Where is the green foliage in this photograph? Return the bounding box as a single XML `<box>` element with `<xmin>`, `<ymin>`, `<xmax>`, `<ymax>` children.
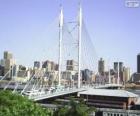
<box><xmin>53</xmin><ymin>98</ymin><xmax>95</xmax><ymax>116</ymax></box>
<box><xmin>0</xmin><ymin>90</ymin><xmax>53</xmax><ymax>116</ymax></box>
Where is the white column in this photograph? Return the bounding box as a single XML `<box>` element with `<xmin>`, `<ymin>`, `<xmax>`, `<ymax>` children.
<box><xmin>108</xmin><ymin>66</ymin><xmax>111</xmax><ymax>84</ymax></box>
<box><xmin>78</xmin><ymin>4</ymin><xmax>82</xmax><ymax>88</ymax></box>
<box><xmin>117</xmin><ymin>62</ymin><xmax>120</xmax><ymax>85</ymax></box>
<box><xmin>58</xmin><ymin>5</ymin><xmax>63</xmax><ymax>86</ymax></box>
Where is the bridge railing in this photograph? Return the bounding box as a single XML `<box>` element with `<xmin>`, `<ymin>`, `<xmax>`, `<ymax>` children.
<box><xmin>26</xmin><ymin>86</ymin><xmax>88</xmax><ymax>100</ymax></box>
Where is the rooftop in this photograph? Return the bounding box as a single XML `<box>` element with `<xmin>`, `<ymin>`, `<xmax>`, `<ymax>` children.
<box><xmin>95</xmin><ymin>84</ymin><xmax>122</xmax><ymax>89</ymax></box>
<box><xmin>79</xmin><ymin>88</ymin><xmax>139</xmax><ymax>98</ymax></box>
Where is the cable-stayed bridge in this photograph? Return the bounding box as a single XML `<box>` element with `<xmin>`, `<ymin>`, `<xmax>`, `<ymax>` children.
<box><xmin>0</xmin><ymin>4</ymin><xmax>122</xmax><ymax>101</ymax></box>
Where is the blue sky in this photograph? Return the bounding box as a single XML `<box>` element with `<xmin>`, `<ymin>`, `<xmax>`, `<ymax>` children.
<box><xmin>0</xmin><ymin>0</ymin><xmax>140</xmax><ymax>72</ymax></box>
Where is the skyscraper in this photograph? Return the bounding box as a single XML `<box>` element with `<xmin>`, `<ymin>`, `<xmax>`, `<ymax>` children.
<box><xmin>34</xmin><ymin>61</ymin><xmax>40</xmax><ymax>69</ymax></box>
<box><xmin>119</xmin><ymin>62</ymin><xmax>123</xmax><ymax>72</ymax></box>
<box><xmin>114</xmin><ymin>62</ymin><xmax>123</xmax><ymax>72</ymax></box>
<box><xmin>42</xmin><ymin>60</ymin><xmax>52</xmax><ymax>71</ymax></box>
<box><xmin>42</xmin><ymin>60</ymin><xmax>58</xmax><ymax>71</ymax></box>
<box><xmin>114</xmin><ymin>62</ymin><xmax>124</xmax><ymax>83</ymax></box>
<box><xmin>3</xmin><ymin>51</ymin><xmax>15</xmax><ymax>79</ymax></box>
<box><xmin>137</xmin><ymin>53</ymin><xmax>140</xmax><ymax>73</ymax></box>
<box><xmin>0</xmin><ymin>65</ymin><xmax>4</xmax><ymax>76</ymax></box>
<box><xmin>123</xmin><ymin>67</ymin><xmax>130</xmax><ymax>82</ymax></box>
<box><xmin>98</xmin><ymin>58</ymin><xmax>105</xmax><ymax>75</ymax></box>
<box><xmin>114</xmin><ymin>62</ymin><xmax>118</xmax><ymax>72</ymax></box>
<box><xmin>66</xmin><ymin>60</ymin><xmax>76</xmax><ymax>71</ymax></box>
<box><xmin>4</xmin><ymin>51</ymin><xmax>13</xmax><ymax>59</ymax></box>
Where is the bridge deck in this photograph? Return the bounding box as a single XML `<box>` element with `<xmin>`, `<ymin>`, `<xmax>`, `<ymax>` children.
<box><xmin>29</xmin><ymin>87</ymin><xmax>87</xmax><ymax>101</ymax></box>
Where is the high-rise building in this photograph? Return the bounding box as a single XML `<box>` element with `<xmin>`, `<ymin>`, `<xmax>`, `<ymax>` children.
<box><xmin>137</xmin><ymin>53</ymin><xmax>140</xmax><ymax>73</ymax></box>
<box><xmin>114</xmin><ymin>62</ymin><xmax>118</xmax><ymax>72</ymax></box>
<box><xmin>114</xmin><ymin>62</ymin><xmax>123</xmax><ymax>72</ymax></box>
<box><xmin>114</xmin><ymin>62</ymin><xmax>124</xmax><ymax>83</ymax></box>
<box><xmin>55</xmin><ymin>64</ymin><xmax>59</xmax><ymax>71</ymax></box>
<box><xmin>82</xmin><ymin>69</ymin><xmax>92</xmax><ymax>82</ymax></box>
<box><xmin>42</xmin><ymin>60</ymin><xmax>59</xmax><ymax>71</ymax></box>
<box><xmin>34</xmin><ymin>61</ymin><xmax>40</xmax><ymax>69</ymax></box>
<box><xmin>123</xmin><ymin>67</ymin><xmax>130</xmax><ymax>82</ymax></box>
<box><xmin>4</xmin><ymin>51</ymin><xmax>13</xmax><ymax>60</ymax></box>
<box><xmin>66</xmin><ymin>60</ymin><xmax>76</xmax><ymax>71</ymax></box>
<box><xmin>0</xmin><ymin>65</ymin><xmax>4</xmax><ymax>76</ymax></box>
<box><xmin>51</xmin><ymin>61</ymin><xmax>55</xmax><ymax>71</ymax></box>
<box><xmin>119</xmin><ymin>62</ymin><xmax>123</xmax><ymax>72</ymax></box>
<box><xmin>2</xmin><ymin>51</ymin><xmax>15</xmax><ymax>79</ymax></box>
<box><xmin>98</xmin><ymin>58</ymin><xmax>105</xmax><ymax>75</ymax></box>
<box><xmin>42</xmin><ymin>60</ymin><xmax>52</xmax><ymax>71</ymax></box>
<box><xmin>0</xmin><ymin>59</ymin><xmax>5</xmax><ymax>66</ymax></box>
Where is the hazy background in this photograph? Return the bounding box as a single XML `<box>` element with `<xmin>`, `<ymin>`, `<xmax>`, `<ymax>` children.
<box><xmin>0</xmin><ymin>0</ymin><xmax>140</xmax><ymax>73</ymax></box>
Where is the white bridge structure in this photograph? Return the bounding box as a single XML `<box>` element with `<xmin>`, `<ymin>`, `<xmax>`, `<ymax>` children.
<box><xmin>0</xmin><ymin>4</ymin><xmax>122</xmax><ymax>101</ymax></box>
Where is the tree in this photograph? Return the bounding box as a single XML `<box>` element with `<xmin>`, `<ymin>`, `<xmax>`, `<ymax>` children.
<box><xmin>53</xmin><ymin>98</ymin><xmax>95</xmax><ymax>116</ymax></box>
<box><xmin>0</xmin><ymin>90</ymin><xmax>53</xmax><ymax>116</ymax></box>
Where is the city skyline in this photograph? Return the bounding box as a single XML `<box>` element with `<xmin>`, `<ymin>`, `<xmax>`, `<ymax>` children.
<box><xmin>0</xmin><ymin>0</ymin><xmax>140</xmax><ymax>72</ymax></box>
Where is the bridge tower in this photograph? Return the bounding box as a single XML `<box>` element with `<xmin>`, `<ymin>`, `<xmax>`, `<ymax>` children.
<box><xmin>58</xmin><ymin>5</ymin><xmax>64</xmax><ymax>86</ymax></box>
<box><xmin>78</xmin><ymin>4</ymin><xmax>82</xmax><ymax>88</ymax></box>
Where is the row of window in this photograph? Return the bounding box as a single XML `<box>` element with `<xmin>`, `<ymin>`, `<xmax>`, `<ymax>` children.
<box><xmin>103</xmin><ymin>112</ymin><xmax>137</xmax><ymax>116</ymax></box>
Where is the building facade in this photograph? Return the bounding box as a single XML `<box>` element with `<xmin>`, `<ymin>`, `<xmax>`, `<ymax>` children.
<box><xmin>1</xmin><ymin>51</ymin><xmax>16</xmax><ymax>79</ymax></box>
<box><xmin>123</xmin><ymin>67</ymin><xmax>130</xmax><ymax>83</ymax></box>
<box><xmin>66</xmin><ymin>60</ymin><xmax>77</xmax><ymax>71</ymax></box>
<box><xmin>34</xmin><ymin>61</ymin><xmax>40</xmax><ymax>69</ymax></box>
<box><xmin>98</xmin><ymin>58</ymin><xmax>105</xmax><ymax>75</ymax></box>
<box><xmin>137</xmin><ymin>54</ymin><xmax>140</xmax><ymax>73</ymax></box>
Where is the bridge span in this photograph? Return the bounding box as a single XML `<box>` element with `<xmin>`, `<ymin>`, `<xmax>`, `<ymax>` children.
<box><xmin>27</xmin><ymin>84</ymin><xmax>123</xmax><ymax>101</ymax></box>
<box><xmin>28</xmin><ymin>87</ymin><xmax>87</xmax><ymax>101</ymax></box>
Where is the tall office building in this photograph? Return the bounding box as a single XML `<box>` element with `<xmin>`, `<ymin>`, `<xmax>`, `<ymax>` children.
<box><xmin>66</xmin><ymin>60</ymin><xmax>76</xmax><ymax>71</ymax></box>
<box><xmin>42</xmin><ymin>60</ymin><xmax>59</xmax><ymax>71</ymax></box>
<box><xmin>42</xmin><ymin>60</ymin><xmax>52</xmax><ymax>71</ymax></box>
<box><xmin>55</xmin><ymin>64</ymin><xmax>59</xmax><ymax>71</ymax></box>
<box><xmin>119</xmin><ymin>62</ymin><xmax>123</xmax><ymax>72</ymax></box>
<box><xmin>34</xmin><ymin>61</ymin><xmax>40</xmax><ymax>69</ymax></box>
<box><xmin>51</xmin><ymin>61</ymin><xmax>55</xmax><ymax>71</ymax></box>
<box><xmin>123</xmin><ymin>67</ymin><xmax>130</xmax><ymax>82</ymax></box>
<box><xmin>98</xmin><ymin>58</ymin><xmax>105</xmax><ymax>75</ymax></box>
<box><xmin>0</xmin><ymin>59</ymin><xmax>5</xmax><ymax>66</ymax></box>
<box><xmin>3</xmin><ymin>51</ymin><xmax>15</xmax><ymax>79</ymax></box>
<box><xmin>4</xmin><ymin>51</ymin><xmax>13</xmax><ymax>59</ymax></box>
<box><xmin>137</xmin><ymin>53</ymin><xmax>140</xmax><ymax>73</ymax></box>
<box><xmin>114</xmin><ymin>62</ymin><xmax>124</xmax><ymax>83</ymax></box>
<box><xmin>114</xmin><ymin>62</ymin><xmax>123</xmax><ymax>72</ymax></box>
<box><xmin>114</xmin><ymin>62</ymin><xmax>118</xmax><ymax>72</ymax></box>
<box><xmin>0</xmin><ymin>65</ymin><xmax>4</xmax><ymax>76</ymax></box>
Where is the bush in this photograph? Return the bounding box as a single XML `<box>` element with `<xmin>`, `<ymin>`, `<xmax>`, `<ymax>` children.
<box><xmin>0</xmin><ymin>90</ymin><xmax>53</xmax><ymax>116</ymax></box>
<box><xmin>53</xmin><ymin>98</ymin><xmax>96</xmax><ymax>116</ymax></box>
